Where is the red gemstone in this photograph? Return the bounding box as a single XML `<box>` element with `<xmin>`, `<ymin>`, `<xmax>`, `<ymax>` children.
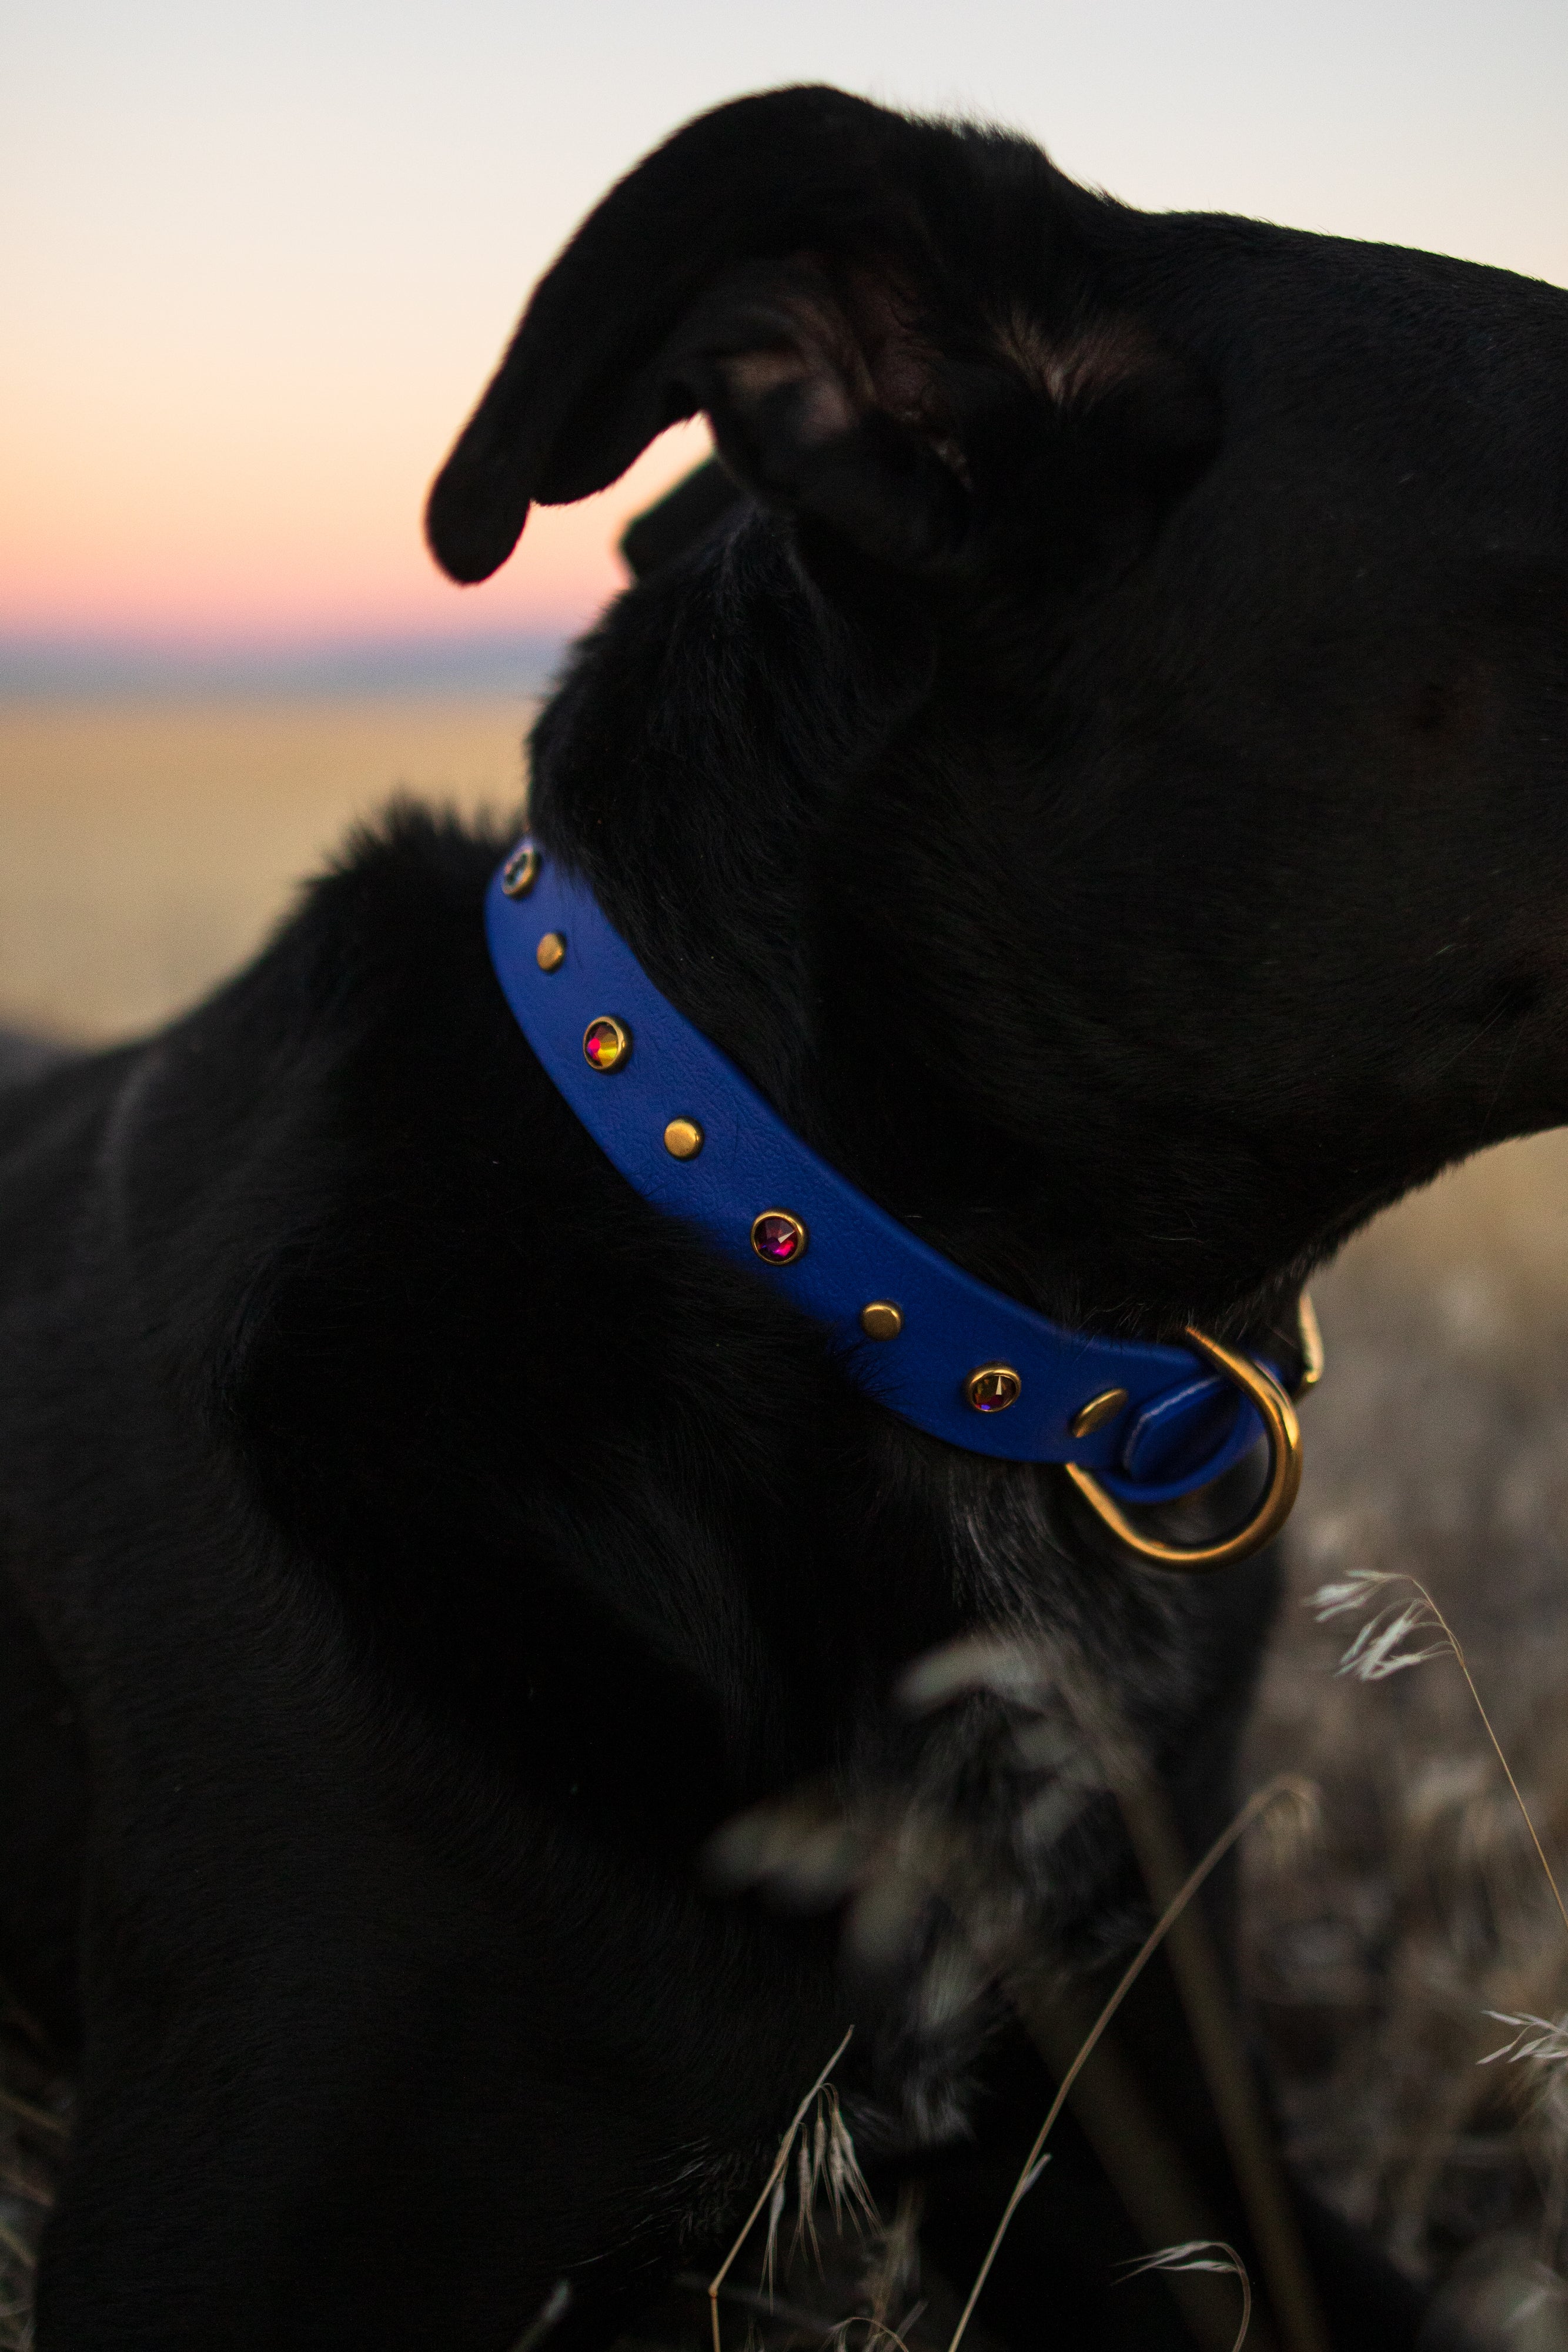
<box><xmin>583</xmin><ymin>1017</ymin><xmax>629</xmax><ymax>1071</ymax></box>
<box><xmin>967</xmin><ymin>1365</ymin><xmax>1021</xmax><ymax>1414</ymax></box>
<box><xmin>752</xmin><ymin>1212</ymin><xmax>806</xmax><ymax>1264</ymax></box>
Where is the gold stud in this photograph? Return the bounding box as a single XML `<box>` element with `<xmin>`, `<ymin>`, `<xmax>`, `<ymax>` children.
<box><xmin>583</xmin><ymin>1017</ymin><xmax>630</xmax><ymax>1072</ymax></box>
<box><xmin>860</xmin><ymin>1301</ymin><xmax>903</xmax><ymax>1341</ymax></box>
<box><xmin>1069</xmin><ymin>1387</ymin><xmax>1128</xmax><ymax>1439</ymax></box>
<box><xmin>751</xmin><ymin>1211</ymin><xmax>807</xmax><ymax>1265</ymax></box>
<box><xmin>500</xmin><ymin>843</ymin><xmax>539</xmax><ymax>898</ymax></box>
<box><xmin>663</xmin><ymin>1118</ymin><xmax>703</xmax><ymax>1160</ymax></box>
<box><xmin>536</xmin><ymin>931</ymin><xmax>566</xmax><ymax>971</ymax></box>
<box><xmin>965</xmin><ymin>1364</ymin><xmax>1021</xmax><ymax>1414</ymax></box>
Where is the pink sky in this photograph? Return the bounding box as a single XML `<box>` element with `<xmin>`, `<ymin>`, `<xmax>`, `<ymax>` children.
<box><xmin>0</xmin><ymin>412</ymin><xmax>713</xmax><ymax>649</ymax></box>
<box><xmin>4</xmin><ymin>0</ymin><xmax>1564</xmax><ymax>660</ymax></box>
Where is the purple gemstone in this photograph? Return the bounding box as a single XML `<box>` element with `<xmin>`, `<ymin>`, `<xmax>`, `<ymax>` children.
<box><xmin>753</xmin><ymin>1213</ymin><xmax>805</xmax><ymax>1264</ymax></box>
<box><xmin>968</xmin><ymin>1367</ymin><xmax>1021</xmax><ymax>1413</ymax></box>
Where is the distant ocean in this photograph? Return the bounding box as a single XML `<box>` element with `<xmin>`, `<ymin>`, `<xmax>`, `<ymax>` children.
<box><xmin>0</xmin><ymin>629</ymin><xmax>564</xmax><ymax>701</ymax></box>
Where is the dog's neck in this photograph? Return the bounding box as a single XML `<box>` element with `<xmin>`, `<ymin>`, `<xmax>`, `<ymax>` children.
<box><xmin>526</xmin><ymin>512</ymin><xmax>1316</xmax><ymax>1351</ymax></box>
<box><xmin>529</xmin><ymin>516</ymin><xmax>915</xmax><ymax>1125</ymax></box>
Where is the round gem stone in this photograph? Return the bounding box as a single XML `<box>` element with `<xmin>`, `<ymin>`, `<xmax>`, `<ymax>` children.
<box><xmin>751</xmin><ymin>1211</ymin><xmax>807</xmax><ymax>1265</ymax></box>
<box><xmin>966</xmin><ymin>1364</ymin><xmax>1021</xmax><ymax>1413</ymax></box>
<box><xmin>500</xmin><ymin>843</ymin><xmax>539</xmax><ymax>897</ymax></box>
<box><xmin>583</xmin><ymin>1017</ymin><xmax>630</xmax><ymax>1071</ymax></box>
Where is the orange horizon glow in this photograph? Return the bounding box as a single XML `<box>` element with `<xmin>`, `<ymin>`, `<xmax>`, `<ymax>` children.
<box><xmin>5</xmin><ymin>2</ymin><xmax>1565</xmax><ymax>664</ymax></box>
<box><xmin>0</xmin><ymin>422</ymin><xmax>713</xmax><ymax>647</ymax></box>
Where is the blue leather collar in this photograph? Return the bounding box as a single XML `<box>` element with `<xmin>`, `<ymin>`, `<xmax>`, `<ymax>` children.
<box><xmin>486</xmin><ymin>839</ymin><xmax>1280</xmax><ymax>1500</ymax></box>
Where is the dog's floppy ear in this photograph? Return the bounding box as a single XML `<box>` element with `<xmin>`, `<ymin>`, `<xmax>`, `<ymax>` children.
<box><xmin>426</xmin><ymin>86</ymin><xmax>969</xmax><ymax>583</ymax></box>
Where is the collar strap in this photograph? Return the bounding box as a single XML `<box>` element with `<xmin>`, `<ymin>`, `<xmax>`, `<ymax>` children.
<box><xmin>487</xmin><ymin>839</ymin><xmax>1300</xmax><ymax>1525</ymax></box>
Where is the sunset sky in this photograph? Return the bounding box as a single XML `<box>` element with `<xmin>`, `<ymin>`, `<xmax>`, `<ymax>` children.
<box><xmin>4</xmin><ymin>0</ymin><xmax>1567</xmax><ymax>679</ymax></box>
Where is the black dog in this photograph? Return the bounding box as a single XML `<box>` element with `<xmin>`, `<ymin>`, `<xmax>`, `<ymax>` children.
<box><xmin>5</xmin><ymin>81</ymin><xmax>1567</xmax><ymax>2351</ymax></box>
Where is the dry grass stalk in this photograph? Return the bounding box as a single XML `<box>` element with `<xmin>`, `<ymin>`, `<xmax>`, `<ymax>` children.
<box><xmin>1113</xmin><ymin>1772</ymin><xmax>1328</xmax><ymax>2352</ymax></box>
<box><xmin>785</xmin><ymin>2087</ymin><xmax>878</xmax><ymax>2280</ymax></box>
<box><xmin>1283</xmin><ymin>1553</ymin><xmax>1568</xmax><ymax>2304</ymax></box>
<box><xmin>707</xmin><ymin>2029</ymin><xmax>868</xmax><ymax>2352</ymax></box>
<box><xmin>0</xmin><ymin>2096</ymin><xmax>61</xmax><ymax>2144</ymax></box>
<box><xmin>1313</xmin><ymin>1569</ymin><xmax>1568</xmax><ymax>1942</ymax></box>
<box><xmin>508</xmin><ymin>2277</ymin><xmax>574</xmax><ymax>2352</ymax></box>
<box><xmin>1122</xmin><ymin>2241</ymin><xmax>1252</xmax><ymax>2352</ymax></box>
<box><xmin>1482</xmin><ymin>2015</ymin><xmax>1568</xmax><ymax>2074</ymax></box>
<box><xmin>945</xmin><ymin>1773</ymin><xmax>1315</xmax><ymax>2352</ymax></box>
<box><xmin>1</xmin><ymin>1989</ymin><xmax>71</xmax><ymax>2352</ymax></box>
<box><xmin>680</xmin><ymin>2184</ymin><xmax>928</xmax><ymax>2352</ymax></box>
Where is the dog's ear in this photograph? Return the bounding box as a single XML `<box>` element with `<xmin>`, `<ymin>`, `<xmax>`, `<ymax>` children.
<box><xmin>426</xmin><ymin>86</ymin><xmax>971</xmax><ymax>584</ymax></box>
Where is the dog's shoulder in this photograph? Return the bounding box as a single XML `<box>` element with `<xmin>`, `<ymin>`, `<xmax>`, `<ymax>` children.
<box><xmin>109</xmin><ymin>796</ymin><xmax>537</xmax><ymax>1325</ymax></box>
<box><xmin>0</xmin><ymin>803</ymin><xmax>533</xmax><ymax>1428</ymax></box>
<box><xmin>248</xmin><ymin>797</ymin><xmax>513</xmax><ymax>1044</ymax></box>
<box><xmin>136</xmin><ymin>799</ymin><xmax>517</xmax><ymax>1157</ymax></box>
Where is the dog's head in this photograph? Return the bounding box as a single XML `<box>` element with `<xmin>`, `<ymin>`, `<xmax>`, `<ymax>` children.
<box><xmin>429</xmin><ymin>86</ymin><xmax>1568</xmax><ymax>1337</ymax></box>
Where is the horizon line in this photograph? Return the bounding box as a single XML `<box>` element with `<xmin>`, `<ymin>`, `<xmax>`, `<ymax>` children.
<box><xmin>0</xmin><ymin>627</ymin><xmax>571</xmax><ymax>701</ymax></box>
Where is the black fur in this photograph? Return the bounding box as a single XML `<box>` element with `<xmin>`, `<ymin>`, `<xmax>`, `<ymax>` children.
<box><xmin>618</xmin><ymin>455</ymin><xmax>741</xmax><ymax>579</ymax></box>
<box><xmin>5</xmin><ymin>82</ymin><xmax>1567</xmax><ymax>2349</ymax></box>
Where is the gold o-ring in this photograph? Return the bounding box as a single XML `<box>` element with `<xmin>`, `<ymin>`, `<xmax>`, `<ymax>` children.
<box><xmin>1065</xmin><ymin>1327</ymin><xmax>1302</xmax><ymax>1574</ymax></box>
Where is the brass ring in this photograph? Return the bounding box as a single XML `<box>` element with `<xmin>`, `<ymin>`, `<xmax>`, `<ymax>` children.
<box><xmin>1295</xmin><ymin>1288</ymin><xmax>1324</xmax><ymax>1394</ymax></box>
<box><xmin>1064</xmin><ymin>1327</ymin><xmax>1303</xmax><ymax>1574</ymax></box>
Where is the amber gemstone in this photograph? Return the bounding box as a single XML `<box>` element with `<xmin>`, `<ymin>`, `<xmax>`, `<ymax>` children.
<box><xmin>583</xmin><ymin>1017</ymin><xmax>630</xmax><ymax>1071</ymax></box>
<box><xmin>751</xmin><ymin>1211</ymin><xmax>807</xmax><ymax>1265</ymax></box>
<box><xmin>966</xmin><ymin>1365</ymin><xmax>1021</xmax><ymax>1414</ymax></box>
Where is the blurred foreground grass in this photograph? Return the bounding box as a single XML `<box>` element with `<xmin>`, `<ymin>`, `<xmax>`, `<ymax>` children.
<box><xmin>1247</xmin><ymin>1128</ymin><xmax>1568</xmax><ymax>2328</ymax></box>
